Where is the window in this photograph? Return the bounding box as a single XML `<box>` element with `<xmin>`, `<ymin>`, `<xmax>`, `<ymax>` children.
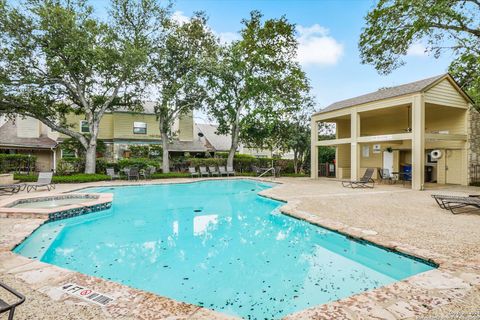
<box><xmin>133</xmin><ymin>122</ymin><xmax>147</xmax><ymax>134</ymax></box>
<box><xmin>80</xmin><ymin>120</ymin><xmax>89</xmax><ymax>133</ymax></box>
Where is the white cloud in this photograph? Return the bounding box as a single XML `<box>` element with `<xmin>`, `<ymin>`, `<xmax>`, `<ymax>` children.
<box><xmin>296</xmin><ymin>24</ymin><xmax>343</xmax><ymax>66</ymax></box>
<box><xmin>171</xmin><ymin>10</ymin><xmax>189</xmax><ymax>24</ymax></box>
<box><xmin>407</xmin><ymin>43</ymin><xmax>428</xmax><ymax>56</ymax></box>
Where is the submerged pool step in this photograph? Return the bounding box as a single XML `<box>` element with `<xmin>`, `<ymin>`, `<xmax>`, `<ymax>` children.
<box><xmin>13</xmin><ymin>223</ymin><xmax>65</xmax><ymax>260</ymax></box>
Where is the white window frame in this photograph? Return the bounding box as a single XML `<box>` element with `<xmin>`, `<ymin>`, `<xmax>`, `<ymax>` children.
<box><xmin>80</xmin><ymin>120</ymin><xmax>90</xmax><ymax>133</ymax></box>
<box><xmin>133</xmin><ymin>121</ymin><xmax>147</xmax><ymax>134</ymax></box>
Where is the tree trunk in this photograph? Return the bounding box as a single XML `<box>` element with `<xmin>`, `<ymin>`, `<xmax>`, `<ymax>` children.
<box><xmin>293</xmin><ymin>151</ymin><xmax>299</xmax><ymax>174</ymax></box>
<box><xmin>84</xmin><ymin>142</ymin><xmax>97</xmax><ymax>174</ymax></box>
<box><xmin>227</xmin><ymin>120</ymin><xmax>240</xmax><ymax>169</ymax></box>
<box><xmin>84</xmin><ymin>121</ymin><xmax>99</xmax><ymax>174</ymax></box>
<box><xmin>162</xmin><ymin>132</ymin><xmax>169</xmax><ymax>173</ymax></box>
<box><xmin>159</xmin><ymin>120</ymin><xmax>170</xmax><ymax>173</ymax></box>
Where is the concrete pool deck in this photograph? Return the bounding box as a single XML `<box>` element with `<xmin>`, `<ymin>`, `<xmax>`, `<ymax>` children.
<box><xmin>0</xmin><ymin>177</ymin><xmax>479</xmax><ymax>319</ymax></box>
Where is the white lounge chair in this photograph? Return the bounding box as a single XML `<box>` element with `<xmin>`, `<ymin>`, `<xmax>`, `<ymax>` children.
<box><xmin>26</xmin><ymin>172</ymin><xmax>55</xmax><ymax>192</ymax></box>
<box><xmin>189</xmin><ymin>167</ymin><xmax>199</xmax><ymax>178</ymax></box>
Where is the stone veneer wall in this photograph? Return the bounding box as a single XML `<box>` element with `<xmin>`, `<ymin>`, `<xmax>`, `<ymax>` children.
<box><xmin>468</xmin><ymin>106</ymin><xmax>480</xmax><ymax>184</ymax></box>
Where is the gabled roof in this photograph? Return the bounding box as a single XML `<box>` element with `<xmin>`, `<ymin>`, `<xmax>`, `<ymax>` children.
<box><xmin>0</xmin><ymin>121</ymin><xmax>57</xmax><ymax>149</ymax></box>
<box><xmin>195</xmin><ymin>123</ymin><xmax>232</xmax><ymax>152</ymax></box>
<box><xmin>314</xmin><ymin>73</ymin><xmax>471</xmax><ymax>115</ymax></box>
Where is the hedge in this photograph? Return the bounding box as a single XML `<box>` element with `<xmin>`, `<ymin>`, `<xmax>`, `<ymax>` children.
<box><xmin>117</xmin><ymin>158</ymin><xmax>160</xmax><ymax>170</ymax></box>
<box><xmin>14</xmin><ymin>173</ymin><xmax>110</xmax><ymax>183</ymax></box>
<box><xmin>14</xmin><ymin>172</ymin><xmax>189</xmax><ymax>183</ymax></box>
<box><xmin>184</xmin><ymin>155</ymin><xmax>296</xmax><ymax>174</ymax></box>
<box><xmin>0</xmin><ymin>154</ymin><xmax>37</xmax><ymax>173</ymax></box>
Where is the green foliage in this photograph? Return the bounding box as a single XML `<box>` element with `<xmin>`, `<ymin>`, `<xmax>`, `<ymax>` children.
<box><xmin>117</xmin><ymin>158</ymin><xmax>160</xmax><ymax>170</ymax></box>
<box><xmin>14</xmin><ymin>173</ymin><xmax>110</xmax><ymax>183</ymax></box>
<box><xmin>186</xmin><ymin>158</ymin><xmax>226</xmax><ymax>167</ymax></box>
<box><xmin>151</xmin><ymin>12</ymin><xmax>218</xmax><ymax>172</ymax></box>
<box><xmin>449</xmin><ymin>52</ymin><xmax>480</xmax><ymax>108</ymax></box>
<box><xmin>0</xmin><ymin>0</ymin><xmax>169</xmax><ymax>173</ymax></box>
<box><xmin>128</xmin><ymin>145</ymin><xmax>163</xmax><ymax>159</ymax></box>
<box><xmin>206</xmin><ymin>11</ymin><xmax>310</xmax><ymax>166</ymax></box>
<box><xmin>15</xmin><ymin>172</ymin><xmax>190</xmax><ymax>182</ymax></box>
<box><xmin>359</xmin><ymin>0</ymin><xmax>480</xmax><ymax>106</ymax></box>
<box><xmin>0</xmin><ymin>154</ymin><xmax>37</xmax><ymax>173</ymax></box>
<box><xmin>60</xmin><ymin>138</ymin><xmax>107</xmax><ymax>157</ymax></box>
<box><xmin>318</xmin><ymin>147</ymin><xmax>336</xmax><ymax>163</ymax></box>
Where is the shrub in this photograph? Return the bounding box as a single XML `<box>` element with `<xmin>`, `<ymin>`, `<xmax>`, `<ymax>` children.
<box><xmin>128</xmin><ymin>144</ymin><xmax>162</xmax><ymax>159</ymax></box>
<box><xmin>117</xmin><ymin>158</ymin><xmax>160</xmax><ymax>170</ymax></box>
<box><xmin>0</xmin><ymin>154</ymin><xmax>37</xmax><ymax>173</ymax></box>
<box><xmin>186</xmin><ymin>158</ymin><xmax>226</xmax><ymax>167</ymax></box>
<box><xmin>61</xmin><ymin>157</ymin><xmax>85</xmax><ymax>173</ymax></box>
<box><xmin>14</xmin><ymin>173</ymin><xmax>110</xmax><ymax>183</ymax></box>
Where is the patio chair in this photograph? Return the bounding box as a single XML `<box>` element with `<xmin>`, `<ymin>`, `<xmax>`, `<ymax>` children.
<box><xmin>209</xmin><ymin>166</ymin><xmax>220</xmax><ymax>177</ymax></box>
<box><xmin>127</xmin><ymin>167</ymin><xmax>140</xmax><ymax>180</ymax></box>
<box><xmin>189</xmin><ymin>167</ymin><xmax>199</xmax><ymax>178</ymax></box>
<box><xmin>226</xmin><ymin>166</ymin><xmax>236</xmax><ymax>176</ymax></box>
<box><xmin>378</xmin><ymin>168</ymin><xmax>394</xmax><ymax>184</ymax></box>
<box><xmin>431</xmin><ymin>194</ymin><xmax>480</xmax><ymax>210</ymax></box>
<box><xmin>0</xmin><ymin>281</ymin><xmax>25</xmax><ymax>320</ymax></box>
<box><xmin>218</xmin><ymin>166</ymin><xmax>229</xmax><ymax>176</ymax></box>
<box><xmin>0</xmin><ymin>184</ymin><xmax>25</xmax><ymax>196</ymax></box>
<box><xmin>432</xmin><ymin>195</ymin><xmax>480</xmax><ymax>214</ymax></box>
<box><xmin>106</xmin><ymin>168</ymin><xmax>120</xmax><ymax>180</ymax></box>
<box><xmin>26</xmin><ymin>172</ymin><xmax>55</xmax><ymax>192</ymax></box>
<box><xmin>341</xmin><ymin>168</ymin><xmax>375</xmax><ymax>188</ymax></box>
<box><xmin>274</xmin><ymin>166</ymin><xmax>281</xmax><ymax>178</ymax></box>
<box><xmin>199</xmin><ymin>166</ymin><xmax>210</xmax><ymax>177</ymax></box>
<box><xmin>140</xmin><ymin>166</ymin><xmax>156</xmax><ymax>180</ymax></box>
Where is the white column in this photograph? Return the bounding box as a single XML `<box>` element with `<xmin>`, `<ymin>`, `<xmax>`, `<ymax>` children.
<box><xmin>350</xmin><ymin>110</ymin><xmax>360</xmax><ymax>180</ymax></box>
<box><xmin>52</xmin><ymin>149</ymin><xmax>57</xmax><ymax>173</ymax></box>
<box><xmin>311</xmin><ymin>119</ymin><xmax>318</xmax><ymax>179</ymax></box>
<box><xmin>412</xmin><ymin>95</ymin><xmax>425</xmax><ymax>190</ymax></box>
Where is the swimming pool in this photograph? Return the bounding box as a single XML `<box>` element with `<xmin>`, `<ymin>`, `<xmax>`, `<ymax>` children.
<box><xmin>14</xmin><ymin>180</ymin><xmax>434</xmax><ymax>319</ymax></box>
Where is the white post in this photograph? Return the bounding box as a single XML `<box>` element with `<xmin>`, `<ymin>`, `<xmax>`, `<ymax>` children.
<box><xmin>52</xmin><ymin>148</ymin><xmax>57</xmax><ymax>173</ymax></box>
<box><xmin>311</xmin><ymin>119</ymin><xmax>319</xmax><ymax>179</ymax></box>
<box><xmin>412</xmin><ymin>94</ymin><xmax>425</xmax><ymax>190</ymax></box>
<box><xmin>350</xmin><ymin>110</ymin><xmax>360</xmax><ymax>180</ymax></box>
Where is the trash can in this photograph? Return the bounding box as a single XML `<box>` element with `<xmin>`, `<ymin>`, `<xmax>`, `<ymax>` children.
<box><xmin>401</xmin><ymin>164</ymin><xmax>412</xmax><ymax>181</ymax></box>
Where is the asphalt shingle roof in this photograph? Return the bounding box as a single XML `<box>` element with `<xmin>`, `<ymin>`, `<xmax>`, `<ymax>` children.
<box><xmin>315</xmin><ymin>74</ymin><xmax>447</xmax><ymax>115</ymax></box>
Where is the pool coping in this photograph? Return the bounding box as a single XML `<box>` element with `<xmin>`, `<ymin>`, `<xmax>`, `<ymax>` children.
<box><xmin>1</xmin><ymin>177</ymin><xmax>479</xmax><ymax>319</ymax></box>
<box><xmin>0</xmin><ymin>193</ymin><xmax>113</xmax><ymax>221</ymax></box>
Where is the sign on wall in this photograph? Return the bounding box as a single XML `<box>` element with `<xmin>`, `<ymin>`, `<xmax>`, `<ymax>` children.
<box><xmin>362</xmin><ymin>145</ymin><xmax>370</xmax><ymax>157</ymax></box>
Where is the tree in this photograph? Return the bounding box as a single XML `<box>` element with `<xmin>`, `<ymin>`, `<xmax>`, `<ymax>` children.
<box><xmin>359</xmin><ymin>0</ymin><xmax>480</xmax><ymax>106</ymax></box>
<box><xmin>0</xmin><ymin>0</ymin><xmax>168</xmax><ymax>173</ymax></box>
<box><xmin>242</xmin><ymin>95</ymin><xmax>314</xmax><ymax>173</ymax></box>
<box><xmin>206</xmin><ymin>11</ymin><xmax>309</xmax><ymax>169</ymax></box>
<box><xmin>151</xmin><ymin>13</ymin><xmax>217</xmax><ymax>173</ymax></box>
<box><xmin>283</xmin><ymin>100</ymin><xmax>315</xmax><ymax>174</ymax></box>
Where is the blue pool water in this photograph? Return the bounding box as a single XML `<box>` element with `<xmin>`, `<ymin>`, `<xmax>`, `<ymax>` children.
<box><xmin>14</xmin><ymin>180</ymin><xmax>434</xmax><ymax>319</ymax></box>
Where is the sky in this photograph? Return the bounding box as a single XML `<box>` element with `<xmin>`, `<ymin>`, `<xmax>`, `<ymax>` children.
<box><xmin>91</xmin><ymin>0</ymin><xmax>454</xmax><ymax>118</ymax></box>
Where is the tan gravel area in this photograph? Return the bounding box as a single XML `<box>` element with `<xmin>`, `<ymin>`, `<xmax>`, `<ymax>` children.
<box><xmin>264</xmin><ymin>178</ymin><xmax>480</xmax><ymax>261</ymax></box>
<box><xmin>1</xmin><ymin>177</ymin><xmax>480</xmax><ymax>319</ymax></box>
